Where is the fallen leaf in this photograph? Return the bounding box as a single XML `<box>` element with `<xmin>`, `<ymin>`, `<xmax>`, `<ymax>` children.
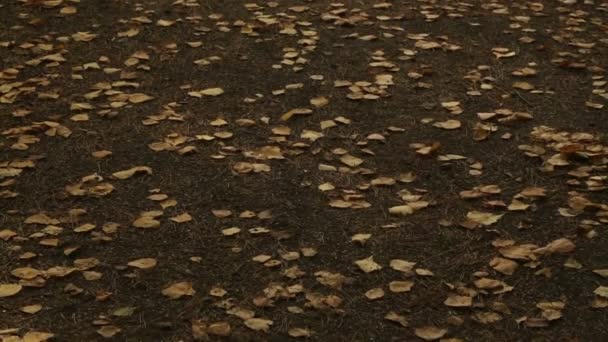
<box><xmin>340</xmin><ymin>154</ymin><xmax>364</xmax><ymax>167</ymax></box>
<box><xmin>414</xmin><ymin>326</ymin><xmax>448</xmax><ymax>341</ymax></box>
<box><xmin>127</xmin><ymin>258</ymin><xmax>157</xmax><ymax>269</ymax></box>
<box><xmin>433</xmin><ymin>120</ymin><xmax>461</xmax><ymax>130</ymax></box>
<box><xmin>594</xmin><ymin>286</ymin><xmax>608</xmax><ymax>298</ymax></box>
<box><xmin>20</xmin><ymin>304</ymin><xmax>42</xmax><ymax>314</ymax></box>
<box><xmin>162</xmin><ymin>282</ymin><xmax>195</xmax><ymax>299</ymax></box>
<box><xmin>355</xmin><ymin>256</ymin><xmax>382</xmax><ymax>273</ymax></box>
<box><xmin>365</xmin><ymin>288</ymin><xmax>385</xmax><ymax>300</ymax></box>
<box><xmin>170</xmin><ymin>212</ymin><xmax>192</xmax><ymax>223</ymax></box>
<box><xmin>0</xmin><ymin>284</ymin><xmax>22</xmax><ymax>297</ymax></box>
<box><xmin>389</xmin><ymin>280</ymin><xmax>414</xmax><ymax>293</ymax></box>
<box><xmin>288</xmin><ymin>327</ymin><xmax>312</xmax><ymax>337</ymax></box>
<box><xmin>385</xmin><ymin>311</ymin><xmax>408</xmax><ymax>327</ymax></box>
<box><xmin>444</xmin><ymin>295</ymin><xmax>473</xmax><ymax>307</ymax></box>
<box><xmin>23</xmin><ymin>332</ymin><xmax>55</xmax><ymax>342</ymax></box>
<box><xmin>97</xmin><ymin>325</ymin><xmax>121</xmax><ymax>338</ymax></box>
<box><xmin>222</xmin><ymin>227</ymin><xmax>241</xmax><ymax>236</ymax></box>
<box><xmin>389</xmin><ymin>205</ymin><xmax>413</xmax><ymax>216</ymax></box>
<box><xmin>112</xmin><ymin>166</ymin><xmax>152</xmax><ymax>179</ymax></box>
<box><xmin>244</xmin><ymin>318</ymin><xmax>273</xmax><ymax>332</ymax></box>
<box><xmin>132</xmin><ymin>216</ymin><xmax>160</xmax><ymax>229</ymax></box>
<box><xmin>466</xmin><ymin>211</ymin><xmax>503</xmax><ymax>226</ymax></box>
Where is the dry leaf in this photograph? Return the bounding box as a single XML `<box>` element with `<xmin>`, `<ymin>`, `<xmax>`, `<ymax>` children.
<box><xmin>132</xmin><ymin>216</ymin><xmax>160</xmax><ymax>229</ymax></box>
<box><xmin>414</xmin><ymin>326</ymin><xmax>448</xmax><ymax>341</ymax></box>
<box><xmin>433</xmin><ymin>120</ymin><xmax>461</xmax><ymax>130</ymax></box>
<box><xmin>244</xmin><ymin>318</ymin><xmax>273</xmax><ymax>332</ymax></box>
<box><xmin>23</xmin><ymin>332</ymin><xmax>55</xmax><ymax>342</ymax></box>
<box><xmin>162</xmin><ymin>282</ymin><xmax>195</xmax><ymax>299</ymax></box>
<box><xmin>355</xmin><ymin>256</ymin><xmax>382</xmax><ymax>273</ymax></box>
<box><xmin>20</xmin><ymin>304</ymin><xmax>42</xmax><ymax>314</ymax></box>
<box><xmin>365</xmin><ymin>288</ymin><xmax>385</xmax><ymax>300</ymax></box>
<box><xmin>389</xmin><ymin>280</ymin><xmax>414</xmax><ymax>293</ymax></box>
<box><xmin>112</xmin><ymin>166</ymin><xmax>152</xmax><ymax>179</ymax></box>
<box><xmin>222</xmin><ymin>227</ymin><xmax>241</xmax><ymax>236</ymax></box>
<box><xmin>385</xmin><ymin>311</ymin><xmax>408</xmax><ymax>327</ymax></box>
<box><xmin>444</xmin><ymin>295</ymin><xmax>473</xmax><ymax>307</ymax></box>
<box><xmin>0</xmin><ymin>283</ymin><xmax>22</xmax><ymax>298</ymax></box>
<box><xmin>288</xmin><ymin>327</ymin><xmax>312</xmax><ymax>337</ymax></box>
<box><xmin>127</xmin><ymin>258</ymin><xmax>157</xmax><ymax>269</ymax></box>
<box><xmin>170</xmin><ymin>213</ymin><xmax>192</xmax><ymax>223</ymax></box>
<box><xmin>466</xmin><ymin>211</ymin><xmax>503</xmax><ymax>226</ymax></box>
<box><xmin>389</xmin><ymin>205</ymin><xmax>413</xmax><ymax>216</ymax></box>
<box><xmin>340</xmin><ymin>154</ymin><xmax>364</xmax><ymax>167</ymax></box>
<box><xmin>97</xmin><ymin>325</ymin><xmax>121</xmax><ymax>338</ymax></box>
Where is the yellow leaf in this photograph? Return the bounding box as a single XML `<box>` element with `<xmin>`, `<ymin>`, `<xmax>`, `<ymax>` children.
<box><xmin>244</xmin><ymin>318</ymin><xmax>273</xmax><ymax>332</ymax></box>
<box><xmin>112</xmin><ymin>166</ymin><xmax>152</xmax><ymax>179</ymax></box>
<box><xmin>433</xmin><ymin>119</ymin><xmax>461</xmax><ymax>130</ymax></box>
<box><xmin>208</xmin><ymin>322</ymin><xmax>231</xmax><ymax>336</ymax></box>
<box><xmin>132</xmin><ymin>216</ymin><xmax>160</xmax><ymax>229</ymax></box>
<box><xmin>385</xmin><ymin>311</ymin><xmax>408</xmax><ymax>327</ymax></box>
<box><xmin>444</xmin><ymin>294</ymin><xmax>472</xmax><ymax>307</ymax></box>
<box><xmin>128</xmin><ymin>93</ymin><xmax>154</xmax><ymax>104</ymax></box>
<box><xmin>162</xmin><ymin>282</ymin><xmax>195</xmax><ymax>299</ymax></box>
<box><xmin>390</xmin><ymin>259</ymin><xmax>416</xmax><ymax>273</ymax></box>
<box><xmin>97</xmin><ymin>325</ymin><xmax>121</xmax><ymax>338</ymax></box>
<box><xmin>354</xmin><ymin>256</ymin><xmax>382</xmax><ymax>273</ymax></box>
<box><xmin>23</xmin><ymin>332</ymin><xmax>54</xmax><ymax>342</ymax></box>
<box><xmin>388</xmin><ymin>205</ymin><xmax>413</xmax><ymax>216</ymax></box>
<box><xmin>466</xmin><ymin>211</ymin><xmax>503</xmax><ymax>226</ymax></box>
<box><xmin>388</xmin><ymin>280</ymin><xmax>414</xmax><ymax>293</ymax></box>
<box><xmin>11</xmin><ymin>267</ymin><xmax>44</xmax><ymax>280</ymax></box>
<box><xmin>288</xmin><ymin>327</ymin><xmax>312</xmax><ymax>337</ymax></box>
<box><xmin>414</xmin><ymin>326</ymin><xmax>448</xmax><ymax>341</ymax></box>
<box><xmin>20</xmin><ymin>304</ymin><xmax>42</xmax><ymax>314</ymax></box>
<box><xmin>340</xmin><ymin>154</ymin><xmax>363</xmax><ymax>167</ymax></box>
<box><xmin>365</xmin><ymin>288</ymin><xmax>385</xmax><ymax>300</ymax></box>
<box><xmin>170</xmin><ymin>213</ymin><xmax>192</xmax><ymax>223</ymax></box>
<box><xmin>594</xmin><ymin>286</ymin><xmax>608</xmax><ymax>298</ymax></box>
<box><xmin>200</xmin><ymin>88</ymin><xmax>224</xmax><ymax>96</ymax></box>
<box><xmin>127</xmin><ymin>258</ymin><xmax>157</xmax><ymax>269</ymax></box>
<box><xmin>0</xmin><ymin>283</ymin><xmax>22</xmax><ymax>297</ymax></box>
<box><xmin>222</xmin><ymin>227</ymin><xmax>241</xmax><ymax>236</ymax></box>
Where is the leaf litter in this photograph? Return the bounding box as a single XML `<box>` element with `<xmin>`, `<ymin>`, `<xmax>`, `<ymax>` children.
<box><xmin>0</xmin><ymin>0</ymin><xmax>607</xmax><ymax>340</ymax></box>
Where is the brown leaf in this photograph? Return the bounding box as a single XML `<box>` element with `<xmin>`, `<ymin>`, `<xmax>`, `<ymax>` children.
<box><xmin>355</xmin><ymin>256</ymin><xmax>382</xmax><ymax>273</ymax></box>
<box><xmin>97</xmin><ymin>325</ymin><xmax>121</xmax><ymax>338</ymax></box>
<box><xmin>414</xmin><ymin>326</ymin><xmax>448</xmax><ymax>341</ymax></box>
<box><xmin>23</xmin><ymin>332</ymin><xmax>55</xmax><ymax>342</ymax></box>
<box><xmin>0</xmin><ymin>283</ymin><xmax>22</xmax><ymax>298</ymax></box>
<box><xmin>127</xmin><ymin>258</ymin><xmax>157</xmax><ymax>269</ymax></box>
<box><xmin>288</xmin><ymin>327</ymin><xmax>312</xmax><ymax>337</ymax></box>
<box><xmin>365</xmin><ymin>288</ymin><xmax>385</xmax><ymax>300</ymax></box>
<box><xmin>112</xmin><ymin>166</ymin><xmax>152</xmax><ymax>179</ymax></box>
<box><xmin>244</xmin><ymin>318</ymin><xmax>273</xmax><ymax>332</ymax></box>
<box><xmin>444</xmin><ymin>294</ymin><xmax>473</xmax><ymax>307</ymax></box>
<box><xmin>162</xmin><ymin>282</ymin><xmax>195</xmax><ymax>299</ymax></box>
<box><xmin>385</xmin><ymin>311</ymin><xmax>408</xmax><ymax>327</ymax></box>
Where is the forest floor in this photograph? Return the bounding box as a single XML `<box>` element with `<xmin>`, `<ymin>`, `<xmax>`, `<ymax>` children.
<box><xmin>1</xmin><ymin>0</ymin><xmax>608</xmax><ymax>341</ymax></box>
